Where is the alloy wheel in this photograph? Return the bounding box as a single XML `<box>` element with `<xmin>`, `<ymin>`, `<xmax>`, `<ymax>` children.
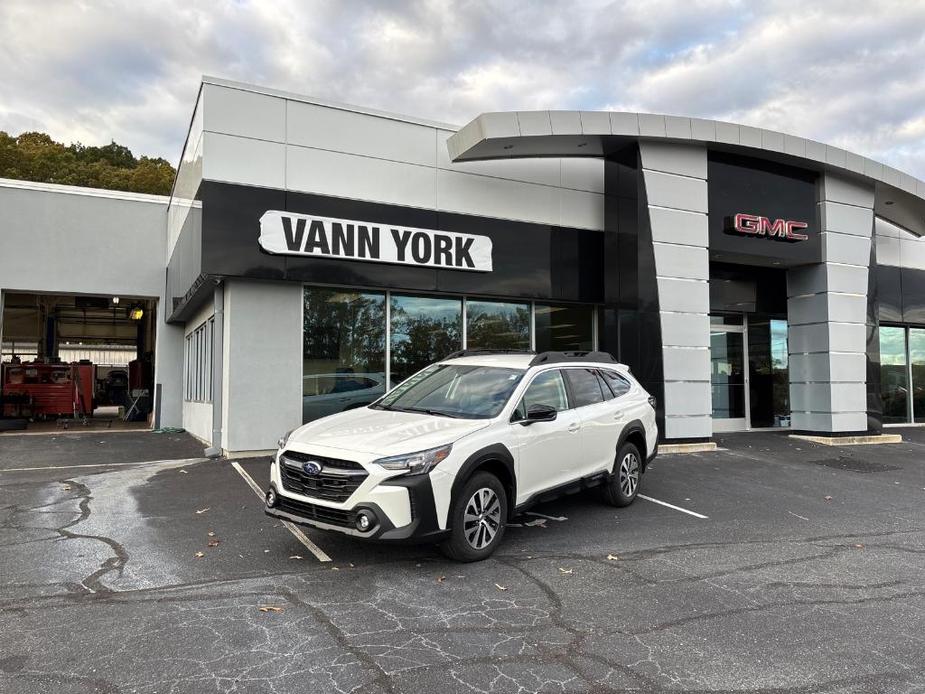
<box><xmin>463</xmin><ymin>487</ymin><xmax>502</xmax><ymax>550</ymax></box>
<box><xmin>619</xmin><ymin>452</ymin><xmax>640</xmax><ymax>497</ymax></box>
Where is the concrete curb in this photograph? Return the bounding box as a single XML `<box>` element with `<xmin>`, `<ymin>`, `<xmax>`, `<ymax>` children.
<box><xmin>789</xmin><ymin>433</ymin><xmax>903</xmax><ymax>446</ymax></box>
<box><xmin>659</xmin><ymin>442</ymin><xmax>718</xmax><ymax>454</ymax></box>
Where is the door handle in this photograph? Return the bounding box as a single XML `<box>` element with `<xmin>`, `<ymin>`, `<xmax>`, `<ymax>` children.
<box><xmin>567</xmin><ymin>422</ymin><xmax>581</xmax><ymax>433</ymax></box>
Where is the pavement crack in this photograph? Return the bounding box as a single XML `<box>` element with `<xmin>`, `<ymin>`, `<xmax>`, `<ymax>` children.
<box><xmin>54</xmin><ymin>479</ymin><xmax>130</xmax><ymax>594</ymax></box>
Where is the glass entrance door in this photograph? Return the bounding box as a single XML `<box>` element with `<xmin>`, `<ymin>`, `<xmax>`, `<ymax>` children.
<box><xmin>711</xmin><ymin>315</ymin><xmax>748</xmax><ymax>432</ymax></box>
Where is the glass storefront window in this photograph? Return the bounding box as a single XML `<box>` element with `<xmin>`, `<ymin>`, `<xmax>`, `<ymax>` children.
<box><xmin>302</xmin><ymin>288</ymin><xmax>386</xmax><ymax>423</ymax></box>
<box><xmin>466</xmin><ymin>300</ymin><xmax>530</xmax><ymax>351</ymax></box>
<box><xmin>390</xmin><ymin>295</ymin><xmax>462</xmax><ymax>384</ymax></box>
<box><xmin>534</xmin><ymin>304</ymin><xmax>593</xmax><ymax>352</ymax></box>
<box><xmin>711</xmin><ymin>329</ymin><xmax>746</xmax><ymax>420</ymax></box>
<box><xmin>879</xmin><ymin>326</ymin><xmax>908</xmax><ymax>424</ymax></box>
<box><xmin>910</xmin><ymin>329</ymin><xmax>925</xmax><ymax>423</ymax></box>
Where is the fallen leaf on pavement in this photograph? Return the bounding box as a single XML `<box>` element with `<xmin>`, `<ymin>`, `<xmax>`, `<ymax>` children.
<box><xmin>207</xmin><ymin>531</ymin><xmax>215</xmax><ymax>537</ymax></box>
<box><xmin>263</xmin><ymin>549</ymin><xmax>270</xmax><ymax>553</ymax></box>
<box><xmin>180</xmin><ymin>469</ymin><xmax>188</xmax><ymax>474</ymax></box>
<box><xmin>331</xmin><ymin>566</ymin><xmax>340</xmax><ymax>571</ymax></box>
<box><xmin>495</xmin><ymin>584</ymin><xmax>508</xmax><ymax>591</ymax></box>
<box><xmin>607</xmin><ymin>554</ymin><xmax>619</xmax><ymax>561</ymax></box>
<box><xmin>194</xmin><ymin>551</ymin><xmax>205</xmax><ymax>558</ymax></box>
<box><xmin>195</xmin><ymin>507</ymin><xmax>210</xmax><ymax>514</ymax></box>
<box><xmin>823</xmin><ymin>496</ymin><xmax>833</xmax><ymax>502</ymax></box>
<box><xmin>559</xmin><ymin>567</ymin><xmax>573</xmax><ymax>574</ymax></box>
<box><xmin>207</xmin><ymin>539</ymin><xmax>220</xmax><ymax>547</ymax></box>
<box><xmin>289</xmin><ymin>555</ymin><xmax>303</xmax><ymax>560</ymax></box>
<box><xmin>854</xmin><ymin>544</ymin><xmax>865</xmax><ymax>549</ymax></box>
<box><xmin>436</xmin><ymin>575</ymin><xmax>446</xmax><ymax>583</ymax></box>
<box><xmin>62</xmin><ymin>485</ymin><xmax>72</xmax><ymax>491</ymax></box>
<box><xmin>257</xmin><ymin>605</ymin><xmax>283</xmax><ymax>613</ymax></box>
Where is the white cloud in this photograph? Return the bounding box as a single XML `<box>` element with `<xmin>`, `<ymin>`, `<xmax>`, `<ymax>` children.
<box><xmin>0</xmin><ymin>0</ymin><xmax>922</xmax><ymax>179</ymax></box>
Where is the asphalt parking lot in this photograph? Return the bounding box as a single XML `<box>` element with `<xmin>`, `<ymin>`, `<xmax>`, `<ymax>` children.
<box><xmin>1</xmin><ymin>429</ymin><xmax>924</xmax><ymax>693</ymax></box>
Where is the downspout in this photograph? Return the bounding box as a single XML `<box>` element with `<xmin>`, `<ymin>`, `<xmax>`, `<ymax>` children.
<box><xmin>205</xmin><ymin>280</ymin><xmax>224</xmax><ymax>458</ymax></box>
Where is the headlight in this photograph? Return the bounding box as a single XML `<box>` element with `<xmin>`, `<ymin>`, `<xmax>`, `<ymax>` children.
<box><xmin>372</xmin><ymin>444</ymin><xmax>452</xmax><ymax>476</ymax></box>
<box><xmin>277</xmin><ymin>429</ymin><xmax>295</xmax><ymax>449</ymax></box>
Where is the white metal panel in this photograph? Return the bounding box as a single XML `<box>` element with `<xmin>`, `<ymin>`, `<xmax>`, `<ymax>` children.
<box><xmin>662</xmin><ymin>346</ymin><xmax>710</xmax><ymax>381</ymax></box>
<box><xmin>656</xmin><ymin>277</ymin><xmax>710</xmax><ymax>314</ymax></box>
<box><xmin>653</xmin><ymin>242</ymin><xmax>709</xmax><ymax>280</ymax></box>
<box><xmin>643</xmin><ymin>170</ymin><xmax>708</xmax><ymax>213</ymax></box>
<box><xmin>202</xmin><ymin>83</ymin><xmax>286</xmax><ymax>143</ymax></box>
<box><xmin>559</xmin><ymin>188</ymin><xmax>605</xmax><ymax>230</ymax></box>
<box><xmin>648</xmin><ymin>207</ymin><xmax>709</xmax><ymax>246</ymax></box>
<box><xmin>287</xmin><ymin>145</ymin><xmax>436</xmax><ymax>210</ymax></box>
<box><xmin>822</xmin><ymin>201</ymin><xmax>874</xmax><ymax>237</ymax></box>
<box><xmin>639</xmin><ymin>142</ymin><xmax>707</xmax><ymax>179</ymax></box>
<box><xmin>203</xmin><ymin>132</ymin><xmax>286</xmax><ymax>189</ymax></box>
<box><xmin>287</xmin><ymin>100</ymin><xmax>436</xmax><ymax>167</ymax></box>
<box><xmin>436</xmin><ymin>169</ymin><xmax>559</xmax><ymax>226</ymax></box>
<box><xmin>659</xmin><ymin>312</ymin><xmax>710</xmax><ymax>347</ymax></box>
<box><xmin>663</xmin><ymin>381</ymin><xmax>712</xmax><ymax>416</ymax></box>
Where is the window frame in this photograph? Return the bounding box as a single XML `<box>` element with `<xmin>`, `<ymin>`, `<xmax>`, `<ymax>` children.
<box><xmin>510</xmin><ymin>367</ymin><xmax>571</xmax><ymax>422</ymax></box>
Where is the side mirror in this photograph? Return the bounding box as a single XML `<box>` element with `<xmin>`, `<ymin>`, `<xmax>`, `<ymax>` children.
<box><xmin>522</xmin><ymin>403</ymin><xmax>558</xmax><ymax>425</ymax></box>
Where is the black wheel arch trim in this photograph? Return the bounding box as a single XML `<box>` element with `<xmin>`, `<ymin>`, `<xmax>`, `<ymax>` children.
<box><xmin>450</xmin><ymin>443</ymin><xmax>517</xmax><ymax>521</ymax></box>
<box><xmin>617</xmin><ymin>420</ymin><xmax>651</xmax><ymax>470</ymax></box>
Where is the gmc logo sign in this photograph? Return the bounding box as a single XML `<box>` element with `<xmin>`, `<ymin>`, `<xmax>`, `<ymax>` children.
<box><xmin>728</xmin><ymin>213</ymin><xmax>809</xmax><ymax>242</ymax></box>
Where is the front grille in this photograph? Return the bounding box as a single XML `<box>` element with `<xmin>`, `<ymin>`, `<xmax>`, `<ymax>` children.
<box><xmin>280</xmin><ymin>451</ymin><xmax>368</xmax><ymax>502</ymax></box>
<box><xmin>276</xmin><ymin>495</ymin><xmax>354</xmax><ymax>528</ymax></box>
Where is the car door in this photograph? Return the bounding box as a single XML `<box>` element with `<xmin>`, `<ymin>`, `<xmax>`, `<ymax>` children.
<box><xmin>563</xmin><ymin>368</ymin><xmax>620</xmax><ymax>477</ymax></box>
<box><xmin>509</xmin><ymin>368</ymin><xmax>584</xmax><ymax>503</ymax></box>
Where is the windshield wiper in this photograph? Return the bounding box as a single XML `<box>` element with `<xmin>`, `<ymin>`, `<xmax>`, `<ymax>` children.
<box><xmin>406</xmin><ymin>407</ymin><xmax>463</xmax><ymax>419</ymax></box>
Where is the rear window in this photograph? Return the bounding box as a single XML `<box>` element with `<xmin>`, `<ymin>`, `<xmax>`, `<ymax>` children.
<box><xmin>600</xmin><ymin>370</ymin><xmax>632</xmax><ymax>398</ymax></box>
<box><xmin>564</xmin><ymin>368</ymin><xmax>605</xmax><ymax>408</ymax></box>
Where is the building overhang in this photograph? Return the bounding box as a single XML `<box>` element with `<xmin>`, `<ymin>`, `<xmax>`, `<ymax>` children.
<box><xmin>447</xmin><ymin>111</ymin><xmax>925</xmax><ymax>236</ymax></box>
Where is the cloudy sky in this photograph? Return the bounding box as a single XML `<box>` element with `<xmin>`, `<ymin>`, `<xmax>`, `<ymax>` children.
<box><xmin>1</xmin><ymin>0</ymin><xmax>923</xmax><ymax>177</ymax></box>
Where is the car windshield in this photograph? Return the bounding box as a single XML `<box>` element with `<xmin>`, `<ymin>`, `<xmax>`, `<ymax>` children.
<box><xmin>373</xmin><ymin>364</ymin><xmax>524</xmax><ymax>419</ymax></box>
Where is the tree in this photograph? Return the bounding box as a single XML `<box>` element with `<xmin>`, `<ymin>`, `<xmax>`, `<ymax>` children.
<box><xmin>0</xmin><ymin>130</ymin><xmax>176</xmax><ymax>195</ymax></box>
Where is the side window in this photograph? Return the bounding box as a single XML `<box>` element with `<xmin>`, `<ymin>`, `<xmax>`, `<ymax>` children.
<box><xmin>514</xmin><ymin>369</ymin><xmax>569</xmax><ymax>419</ymax></box>
<box><xmin>564</xmin><ymin>368</ymin><xmax>605</xmax><ymax>408</ymax></box>
<box><xmin>601</xmin><ymin>370</ymin><xmax>632</xmax><ymax>398</ymax></box>
<box><xmin>597</xmin><ymin>371</ymin><xmax>615</xmax><ymax>400</ymax></box>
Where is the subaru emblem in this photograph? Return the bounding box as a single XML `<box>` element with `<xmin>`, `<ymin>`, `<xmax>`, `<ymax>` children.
<box><xmin>302</xmin><ymin>461</ymin><xmax>322</xmax><ymax>476</ymax></box>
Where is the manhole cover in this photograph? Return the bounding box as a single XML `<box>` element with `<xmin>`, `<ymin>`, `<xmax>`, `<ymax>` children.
<box><xmin>813</xmin><ymin>457</ymin><xmax>901</xmax><ymax>474</ymax></box>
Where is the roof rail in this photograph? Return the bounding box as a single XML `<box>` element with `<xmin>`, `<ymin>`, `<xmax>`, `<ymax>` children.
<box><xmin>528</xmin><ymin>351</ymin><xmax>618</xmax><ymax>366</ymax></box>
<box><xmin>443</xmin><ymin>349</ymin><xmax>536</xmax><ymax>360</ymax></box>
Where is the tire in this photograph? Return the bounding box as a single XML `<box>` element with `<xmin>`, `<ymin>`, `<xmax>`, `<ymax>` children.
<box><xmin>602</xmin><ymin>442</ymin><xmax>642</xmax><ymax>507</ymax></box>
<box><xmin>440</xmin><ymin>471</ymin><xmax>508</xmax><ymax>562</ymax></box>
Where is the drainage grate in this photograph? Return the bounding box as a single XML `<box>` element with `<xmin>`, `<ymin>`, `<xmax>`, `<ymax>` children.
<box><xmin>813</xmin><ymin>457</ymin><xmax>901</xmax><ymax>474</ymax></box>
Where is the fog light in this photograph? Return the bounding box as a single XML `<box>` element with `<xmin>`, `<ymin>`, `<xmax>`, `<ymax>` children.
<box><xmin>266</xmin><ymin>488</ymin><xmax>277</xmax><ymax>508</ymax></box>
<box><xmin>355</xmin><ymin>512</ymin><xmax>373</xmax><ymax>531</ymax></box>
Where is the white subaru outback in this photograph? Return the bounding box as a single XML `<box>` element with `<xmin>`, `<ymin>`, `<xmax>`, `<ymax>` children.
<box><xmin>265</xmin><ymin>351</ymin><xmax>658</xmax><ymax>562</ymax></box>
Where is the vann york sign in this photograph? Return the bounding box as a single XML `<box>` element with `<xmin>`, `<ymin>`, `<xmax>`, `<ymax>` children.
<box><xmin>258</xmin><ymin>211</ymin><xmax>493</xmax><ymax>272</ymax></box>
<box><xmin>727</xmin><ymin>213</ymin><xmax>810</xmax><ymax>243</ymax></box>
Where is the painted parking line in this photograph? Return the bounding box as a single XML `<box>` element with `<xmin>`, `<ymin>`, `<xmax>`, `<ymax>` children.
<box><xmin>229</xmin><ymin>461</ymin><xmax>332</xmax><ymax>562</ymax></box>
<box><xmin>638</xmin><ymin>494</ymin><xmax>709</xmax><ymax>519</ymax></box>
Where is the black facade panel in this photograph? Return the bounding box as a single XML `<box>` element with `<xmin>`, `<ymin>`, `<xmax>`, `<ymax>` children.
<box><xmin>195</xmin><ymin>181</ymin><xmax>605</xmax><ymax>303</ymax></box>
<box><xmin>901</xmin><ymin>267</ymin><xmax>925</xmax><ymax>324</ymax></box>
<box><xmin>708</xmin><ymin>152</ymin><xmax>820</xmax><ymax>267</ymax></box>
<box><xmin>709</xmin><ymin>262</ymin><xmax>788</xmax><ymax>315</ymax></box>
<box><xmin>876</xmin><ymin>265</ymin><xmax>903</xmax><ymax>323</ymax></box>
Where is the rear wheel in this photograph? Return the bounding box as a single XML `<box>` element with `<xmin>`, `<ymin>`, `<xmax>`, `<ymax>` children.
<box><xmin>440</xmin><ymin>472</ymin><xmax>508</xmax><ymax>562</ymax></box>
<box><xmin>602</xmin><ymin>442</ymin><xmax>642</xmax><ymax>507</ymax></box>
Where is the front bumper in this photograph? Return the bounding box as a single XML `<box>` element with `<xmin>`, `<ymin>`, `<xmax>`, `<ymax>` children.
<box><xmin>265</xmin><ymin>473</ymin><xmax>448</xmax><ymax>544</ymax></box>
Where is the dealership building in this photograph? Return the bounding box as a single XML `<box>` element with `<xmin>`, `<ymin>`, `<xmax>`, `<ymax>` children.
<box><xmin>2</xmin><ymin>76</ymin><xmax>925</xmax><ymax>452</ymax></box>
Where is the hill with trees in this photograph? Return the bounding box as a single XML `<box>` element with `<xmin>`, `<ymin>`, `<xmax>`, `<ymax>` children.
<box><xmin>0</xmin><ymin>131</ymin><xmax>175</xmax><ymax>196</ymax></box>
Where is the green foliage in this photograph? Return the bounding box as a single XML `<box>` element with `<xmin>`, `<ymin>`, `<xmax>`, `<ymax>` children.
<box><xmin>0</xmin><ymin>130</ymin><xmax>176</xmax><ymax>195</ymax></box>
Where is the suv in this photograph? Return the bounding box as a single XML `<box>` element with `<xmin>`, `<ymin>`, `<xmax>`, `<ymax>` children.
<box><xmin>265</xmin><ymin>351</ymin><xmax>658</xmax><ymax>561</ymax></box>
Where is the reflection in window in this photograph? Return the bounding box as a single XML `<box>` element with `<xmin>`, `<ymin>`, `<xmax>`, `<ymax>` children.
<box><xmin>302</xmin><ymin>288</ymin><xmax>386</xmax><ymax>423</ymax></box>
<box><xmin>466</xmin><ymin>300</ymin><xmax>530</xmax><ymax>351</ymax></box>
<box><xmin>880</xmin><ymin>326</ymin><xmax>908</xmax><ymax>424</ymax></box>
<box><xmin>514</xmin><ymin>369</ymin><xmax>569</xmax><ymax>420</ymax></box>
<box><xmin>390</xmin><ymin>295</ymin><xmax>462</xmax><ymax>385</ymax></box>
<box><xmin>911</xmin><ymin>329</ymin><xmax>925</xmax><ymax>423</ymax></box>
<box><xmin>534</xmin><ymin>304</ymin><xmax>593</xmax><ymax>352</ymax></box>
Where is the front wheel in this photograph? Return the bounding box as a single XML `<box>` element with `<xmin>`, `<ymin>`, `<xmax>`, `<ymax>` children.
<box><xmin>602</xmin><ymin>442</ymin><xmax>642</xmax><ymax>507</ymax></box>
<box><xmin>440</xmin><ymin>472</ymin><xmax>508</xmax><ymax>562</ymax></box>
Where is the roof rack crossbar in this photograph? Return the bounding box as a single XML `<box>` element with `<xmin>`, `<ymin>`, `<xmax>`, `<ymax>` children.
<box><xmin>528</xmin><ymin>351</ymin><xmax>618</xmax><ymax>366</ymax></box>
<box><xmin>443</xmin><ymin>349</ymin><xmax>536</xmax><ymax>360</ymax></box>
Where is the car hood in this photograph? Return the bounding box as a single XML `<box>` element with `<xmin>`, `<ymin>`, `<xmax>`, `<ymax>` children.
<box><xmin>287</xmin><ymin>407</ymin><xmax>492</xmax><ymax>456</ymax></box>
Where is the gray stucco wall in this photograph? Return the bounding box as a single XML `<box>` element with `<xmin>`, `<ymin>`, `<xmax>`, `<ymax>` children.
<box><xmin>221</xmin><ymin>280</ymin><xmax>302</xmax><ymax>452</ymax></box>
<box><xmin>0</xmin><ymin>180</ymin><xmax>182</xmax><ymax>428</ymax></box>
